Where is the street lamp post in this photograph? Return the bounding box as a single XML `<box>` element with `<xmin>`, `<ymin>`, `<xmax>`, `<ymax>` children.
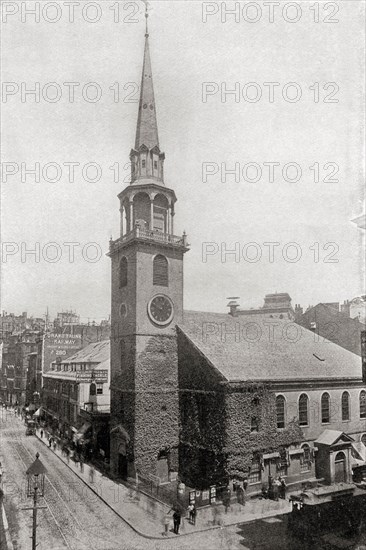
<box><xmin>23</xmin><ymin>452</ymin><xmax>47</xmax><ymax>550</ymax></box>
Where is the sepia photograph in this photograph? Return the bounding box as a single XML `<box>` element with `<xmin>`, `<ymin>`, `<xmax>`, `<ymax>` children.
<box><xmin>0</xmin><ymin>1</ymin><xmax>365</xmax><ymax>549</ymax></box>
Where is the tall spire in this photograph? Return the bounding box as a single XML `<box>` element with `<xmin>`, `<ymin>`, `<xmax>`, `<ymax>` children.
<box><xmin>134</xmin><ymin>2</ymin><xmax>159</xmax><ymax>151</ymax></box>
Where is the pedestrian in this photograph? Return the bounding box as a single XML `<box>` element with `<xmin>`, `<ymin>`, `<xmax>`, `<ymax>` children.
<box><xmin>66</xmin><ymin>448</ymin><xmax>70</xmax><ymax>464</ymax></box>
<box><xmin>53</xmin><ymin>440</ymin><xmax>57</xmax><ymax>452</ymax></box>
<box><xmin>223</xmin><ymin>487</ymin><xmax>231</xmax><ymax>513</ymax></box>
<box><xmin>237</xmin><ymin>485</ymin><xmax>245</xmax><ymax>506</ymax></box>
<box><xmin>89</xmin><ymin>464</ymin><xmax>95</xmax><ymax>483</ymax></box>
<box><xmin>40</xmin><ymin>429</ymin><xmax>43</xmax><ymax>438</ymax></box>
<box><xmin>243</xmin><ymin>477</ymin><xmax>248</xmax><ymax>492</ymax></box>
<box><xmin>190</xmin><ymin>504</ymin><xmax>196</xmax><ymax>525</ymax></box>
<box><xmin>80</xmin><ymin>456</ymin><xmax>84</xmax><ymax>473</ymax></box>
<box><xmin>187</xmin><ymin>503</ymin><xmax>195</xmax><ymax>524</ymax></box>
<box><xmin>48</xmin><ymin>437</ymin><xmax>52</xmax><ymax>448</ymax></box>
<box><xmin>280</xmin><ymin>477</ymin><xmax>287</xmax><ymax>500</ymax></box>
<box><xmin>273</xmin><ymin>477</ymin><xmax>280</xmax><ymax>501</ymax></box>
<box><xmin>173</xmin><ymin>509</ymin><xmax>181</xmax><ymax>534</ymax></box>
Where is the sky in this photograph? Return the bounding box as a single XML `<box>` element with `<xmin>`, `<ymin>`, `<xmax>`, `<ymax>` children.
<box><xmin>1</xmin><ymin>0</ymin><xmax>365</xmax><ymax>322</ymax></box>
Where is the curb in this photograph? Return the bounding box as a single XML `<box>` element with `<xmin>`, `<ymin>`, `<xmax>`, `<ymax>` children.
<box><xmin>34</xmin><ymin>433</ymin><xmax>221</xmax><ymax>539</ymax></box>
<box><xmin>34</xmin><ymin>430</ymin><xmax>290</xmax><ymax>540</ymax></box>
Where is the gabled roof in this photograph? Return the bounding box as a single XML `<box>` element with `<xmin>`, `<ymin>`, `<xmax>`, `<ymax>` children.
<box><xmin>178</xmin><ymin>311</ymin><xmax>363</xmax><ymax>382</ymax></box>
<box><xmin>315</xmin><ymin>429</ymin><xmax>354</xmax><ymax>446</ymax></box>
<box><xmin>57</xmin><ymin>340</ymin><xmax>109</xmax><ymax>366</ymax></box>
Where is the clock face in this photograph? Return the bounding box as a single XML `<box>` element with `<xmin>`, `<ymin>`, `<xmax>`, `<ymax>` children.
<box><xmin>148</xmin><ymin>295</ymin><xmax>174</xmax><ymax>326</ymax></box>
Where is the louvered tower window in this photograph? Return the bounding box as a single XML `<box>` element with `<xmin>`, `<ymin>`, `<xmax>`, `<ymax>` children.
<box><xmin>153</xmin><ymin>254</ymin><xmax>168</xmax><ymax>286</ymax></box>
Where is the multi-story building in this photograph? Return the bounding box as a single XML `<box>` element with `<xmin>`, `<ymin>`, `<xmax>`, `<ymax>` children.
<box><xmin>227</xmin><ymin>293</ymin><xmax>295</xmax><ymax>319</ymax></box>
<box><xmin>297</xmin><ymin>302</ymin><xmax>364</xmax><ymax>356</ymax></box>
<box><xmin>42</xmin><ymin>340</ymin><xmax>110</xmax><ymax>458</ymax></box>
<box><xmin>0</xmin><ymin>330</ymin><xmax>40</xmax><ymax>406</ymax></box>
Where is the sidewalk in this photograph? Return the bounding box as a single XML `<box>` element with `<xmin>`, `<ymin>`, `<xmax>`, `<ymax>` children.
<box><xmin>35</xmin><ymin>427</ymin><xmax>292</xmax><ymax>539</ymax></box>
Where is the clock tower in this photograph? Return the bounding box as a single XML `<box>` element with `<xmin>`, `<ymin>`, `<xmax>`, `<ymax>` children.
<box><xmin>109</xmin><ymin>13</ymin><xmax>189</xmax><ymax>481</ymax></box>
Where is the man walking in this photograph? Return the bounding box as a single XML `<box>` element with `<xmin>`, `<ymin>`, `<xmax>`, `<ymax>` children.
<box><xmin>89</xmin><ymin>464</ymin><xmax>95</xmax><ymax>483</ymax></box>
<box><xmin>280</xmin><ymin>477</ymin><xmax>287</xmax><ymax>500</ymax></box>
<box><xmin>173</xmin><ymin>509</ymin><xmax>181</xmax><ymax>534</ymax></box>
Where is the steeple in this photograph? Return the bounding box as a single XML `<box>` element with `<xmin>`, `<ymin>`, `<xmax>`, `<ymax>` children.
<box><xmin>130</xmin><ymin>3</ymin><xmax>165</xmax><ymax>185</ymax></box>
<box><xmin>134</xmin><ymin>28</ymin><xmax>159</xmax><ymax>150</ymax></box>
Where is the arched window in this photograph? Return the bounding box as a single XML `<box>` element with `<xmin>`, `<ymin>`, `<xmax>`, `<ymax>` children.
<box><xmin>361</xmin><ymin>434</ymin><xmax>366</xmax><ymax>446</ymax></box>
<box><xmin>321</xmin><ymin>392</ymin><xmax>330</xmax><ymax>424</ymax></box>
<box><xmin>153</xmin><ymin>254</ymin><xmax>168</xmax><ymax>286</ymax></box>
<box><xmin>90</xmin><ymin>383</ymin><xmax>96</xmax><ymax>396</ymax></box>
<box><xmin>298</xmin><ymin>394</ymin><xmax>309</xmax><ymax>426</ymax></box>
<box><xmin>119</xmin><ymin>257</ymin><xmax>127</xmax><ymax>288</ymax></box>
<box><xmin>276</xmin><ymin>395</ymin><xmax>286</xmax><ymax>429</ymax></box>
<box><xmin>360</xmin><ymin>390</ymin><xmax>366</xmax><ymax>419</ymax></box>
<box><xmin>341</xmin><ymin>391</ymin><xmax>350</xmax><ymax>421</ymax></box>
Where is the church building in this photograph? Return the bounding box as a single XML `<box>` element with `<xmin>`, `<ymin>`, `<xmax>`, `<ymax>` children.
<box><xmin>109</xmin><ymin>17</ymin><xmax>366</xmax><ymax>492</ymax></box>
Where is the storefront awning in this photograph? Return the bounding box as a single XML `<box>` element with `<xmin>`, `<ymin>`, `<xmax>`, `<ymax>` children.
<box><xmin>76</xmin><ymin>422</ymin><xmax>92</xmax><ymax>436</ymax></box>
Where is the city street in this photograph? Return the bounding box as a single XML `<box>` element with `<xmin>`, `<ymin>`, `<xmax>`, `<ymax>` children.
<box><xmin>0</xmin><ymin>410</ymin><xmax>302</xmax><ymax>550</ymax></box>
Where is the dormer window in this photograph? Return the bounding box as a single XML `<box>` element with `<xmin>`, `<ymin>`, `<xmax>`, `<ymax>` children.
<box><xmin>141</xmin><ymin>159</ymin><xmax>146</xmax><ymax>168</ymax></box>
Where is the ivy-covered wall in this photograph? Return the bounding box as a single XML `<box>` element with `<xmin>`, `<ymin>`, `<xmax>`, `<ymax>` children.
<box><xmin>224</xmin><ymin>384</ymin><xmax>304</xmax><ymax>479</ymax></box>
<box><xmin>110</xmin><ymin>333</ymin><xmax>179</xmax><ymax>478</ymax></box>
<box><xmin>177</xmin><ymin>329</ymin><xmax>305</xmax><ymax>489</ymax></box>
<box><xmin>177</xmin><ymin>330</ymin><xmax>227</xmax><ymax>488</ymax></box>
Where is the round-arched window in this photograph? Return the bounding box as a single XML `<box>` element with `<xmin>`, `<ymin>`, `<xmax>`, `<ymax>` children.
<box><xmin>153</xmin><ymin>254</ymin><xmax>168</xmax><ymax>286</ymax></box>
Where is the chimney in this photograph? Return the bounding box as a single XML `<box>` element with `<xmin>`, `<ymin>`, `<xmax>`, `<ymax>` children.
<box><xmin>227</xmin><ymin>297</ymin><xmax>240</xmax><ymax>317</ymax></box>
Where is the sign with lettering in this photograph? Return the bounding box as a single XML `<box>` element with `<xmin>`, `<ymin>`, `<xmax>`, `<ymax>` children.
<box><xmin>76</xmin><ymin>370</ymin><xmax>108</xmax><ymax>383</ymax></box>
<box><xmin>42</xmin><ymin>334</ymin><xmax>82</xmax><ymax>373</ymax></box>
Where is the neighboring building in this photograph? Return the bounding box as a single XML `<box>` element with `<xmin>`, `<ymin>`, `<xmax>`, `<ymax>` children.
<box><xmin>228</xmin><ymin>293</ymin><xmax>295</xmax><ymax>320</ymax></box>
<box><xmin>42</xmin><ymin>340</ymin><xmax>110</xmax><ymax>459</ymax></box>
<box><xmin>297</xmin><ymin>303</ymin><xmax>364</xmax><ymax>356</ymax></box>
<box><xmin>0</xmin><ymin>311</ymin><xmax>45</xmax><ymax>341</ymax></box>
<box><xmin>53</xmin><ymin>310</ymin><xmax>80</xmax><ymax>329</ymax></box>
<box><xmin>108</xmin><ymin>20</ymin><xmax>366</xmax><ymax>493</ymax></box>
<box><xmin>0</xmin><ymin>330</ymin><xmax>40</xmax><ymax>406</ymax></box>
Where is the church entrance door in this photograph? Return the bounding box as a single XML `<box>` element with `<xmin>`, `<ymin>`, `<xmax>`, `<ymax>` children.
<box><xmin>334</xmin><ymin>452</ymin><xmax>346</xmax><ymax>483</ymax></box>
<box><xmin>157</xmin><ymin>451</ymin><xmax>169</xmax><ymax>483</ymax></box>
<box><xmin>118</xmin><ymin>453</ymin><xmax>128</xmax><ymax>480</ymax></box>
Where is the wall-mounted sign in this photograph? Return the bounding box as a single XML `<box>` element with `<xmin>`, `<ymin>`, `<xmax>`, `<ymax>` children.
<box><xmin>76</xmin><ymin>370</ymin><xmax>108</xmax><ymax>383</ymax></box>
<box><xmin>43</xmin><ymin>334</ymin><xmax>82</xmax><ymax>373</ymax></box>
